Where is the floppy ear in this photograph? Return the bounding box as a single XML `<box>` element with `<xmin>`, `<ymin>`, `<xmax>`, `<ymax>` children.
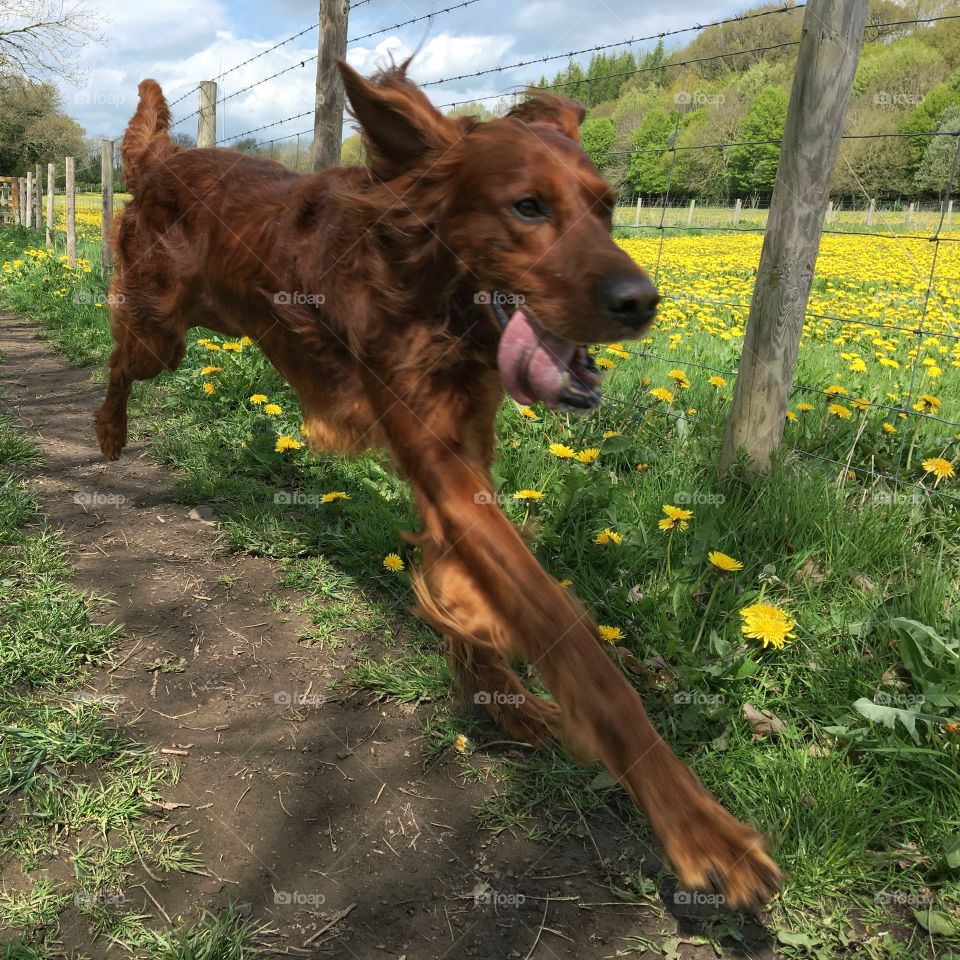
<box><xmin>508</xmin><ymin>90</ymin><xmax>586</xmax><ymax>142</ymax></box>
<box><xmin>337</xmin><ymin>60</ymin><xmax>461</xmax><ymax>180</ymax></box>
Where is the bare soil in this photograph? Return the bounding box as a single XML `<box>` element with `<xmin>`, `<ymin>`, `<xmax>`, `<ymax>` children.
<box><xmin>0</xmin><ymin>315</ymin><xmax>777</xmax><ymax>959</ymax></box>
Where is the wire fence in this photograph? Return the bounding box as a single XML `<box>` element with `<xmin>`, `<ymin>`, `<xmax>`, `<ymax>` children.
<box><xmin>7</xmin><ymin>2</ymin><xmax>960</xmax><ymax>505</ymax></box>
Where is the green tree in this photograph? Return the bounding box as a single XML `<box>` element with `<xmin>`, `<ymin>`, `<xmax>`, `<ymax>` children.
<box><xmin>728</xmin><ymin>86</ymin><xmax>788</xmax><ymax>193</ymax></box>
<box><xmin>627</xmin><ymin>107</ymin><xmax>678</xmax><ymax>194</ymax></box>
<box><xmin>580</xmin><ymin>117</ymin><xmax>616</xmax><ymax>171</ymax></box>
<box><xmin>914</xmin><ymin>105</ymin><xmax>960</xmax><ymax>193</ymax></box>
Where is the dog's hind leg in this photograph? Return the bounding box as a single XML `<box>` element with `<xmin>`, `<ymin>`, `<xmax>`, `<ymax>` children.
<box><xmin>96</xmin><ymin>297</ymin><xmax>186</xmax><ymax>460</ymax></box>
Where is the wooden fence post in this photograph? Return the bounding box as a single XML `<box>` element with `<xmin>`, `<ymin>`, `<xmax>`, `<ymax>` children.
<box><xmin>687</xmin><ymin>199</ymin><xmax>696</xmax><ymax>225</ymax></box>
<box><xmin>313</xmin><ymin>0</ymin><xmax>349</xmax><ymax>170</ymax></box>
<box><xmin>101</xmin><ymin>139</ymin><xmax>114</xmax><ymax>269</ymax></box>
<box><xmin>25</xmin><ymin>171</ymin><xmax>33</xmax><ymax>228</ymax></box>
<box><xmin>720</xmin><ymin>0</ymin><xmax>869</xmax><ymax>473</ymax></box>
<box><xmin>733</xmin><ymin>198</ymin><xmax>742</xmax><ymax>225</ymax></box>
<box><xmin>17</xmin><ymin>177</ymin><xmax>25</xmax><ymax>225</ymax></box>
<box><xmin>947</xmin><ymin>199</ymin><xmax>953</xmax><ymax>228</ymax></box>
<box><xmin>46</xmin><ymin>163</ymin><xmax>54</xmax><ymax>246</ymax></box>
<box><xmin>906</xmin><ymin>202</ymin><xmax>915</xmax><ymax>228</ymax></box>
<box><xmin>198</xmin><ymin>81</ymin><xmax>217</xmax><ymax>148</ymax></box>
<box><xmin>65</xmin><ymin>157</ymin><xmax>76</xmax><ymax>266</ymax></box>
<box><xmin>634</xmin><ymin>196</ymin><xmax>643</xmax><ymax>226</ymax></box>
<box><xmin>34</xmin><ymin>163</ymin><xmax>43</xmax><ymax>228</ymax></box>
<box><xmin>867</xmin><ymin>198</ymin><xmax>875</xmax><ymax>226</ymax></box>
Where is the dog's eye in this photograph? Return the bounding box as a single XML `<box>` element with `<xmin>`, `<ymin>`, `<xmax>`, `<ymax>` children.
<box><xmin>512</xmin><ymin>197</ymin><xmax>548</xmax><ymax>222</ymax></box>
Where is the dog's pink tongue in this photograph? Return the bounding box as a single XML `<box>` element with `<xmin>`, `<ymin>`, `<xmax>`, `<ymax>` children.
<box><xmin>497</xmin><ymin>310</ymin><xmax>577</xmax><ymax>408</ymax></box>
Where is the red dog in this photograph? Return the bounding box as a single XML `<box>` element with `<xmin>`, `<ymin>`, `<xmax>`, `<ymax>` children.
<box><xmin>96</xmin><ymin>62</ymin><xmax>780</xmax><ymax>907</ymax></box>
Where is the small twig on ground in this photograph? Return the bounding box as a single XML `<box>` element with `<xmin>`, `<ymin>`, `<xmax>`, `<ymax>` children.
<box><xmin>523</xmin><ymin>899</ymin><xmax>549</xmax><ymax>960</ymax></box>
<box><xmin>303</xmin><ymin>902</ymin><xmax>357</xmax><ymax>947</ymax></box>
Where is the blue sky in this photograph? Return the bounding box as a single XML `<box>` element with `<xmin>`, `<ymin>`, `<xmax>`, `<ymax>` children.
<box><xmin>64</xmin><ymin>0</ymin><xmax>748</xmax><ymax>144</ymax></box>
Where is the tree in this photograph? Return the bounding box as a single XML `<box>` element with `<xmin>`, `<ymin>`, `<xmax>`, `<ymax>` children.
<box><xmin>0</xmin><ymin>75</ymin><xmax>85</xmax><ymax>174</ymax></box>
<box><xmin>627</xmin><ymin>107</ymin><xmax>678</xmax><ymax>194</ymax></box>
<box><xmin>341</xmin><ymin>133</ymin><xmax>365</xmax><ymax>166</ymax></box>
<box><xmin>914</xmin><ymin>105</ymin><xmax>960</xmax><ymax>193</ymax></box>
<box><xmin>580</xmin><ymin>117</ymin><xmax>616</xmax><ymax>172</ymax></box>
<box><xmin>0</xmin><ymin>0</ymin><xmax>103</xmax><ymax>81</ymax></box>
<box><xmin>728</xmin><ymin>86</ymin><xmax>788</xmax><ymax>193</ymax></box>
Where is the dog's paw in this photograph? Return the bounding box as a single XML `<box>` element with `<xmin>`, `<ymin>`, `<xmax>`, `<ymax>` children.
<box><xmin>656</xmin><ymin>788</ymin><xmax>781</xmax><ymax>911</ymax></box>
<box><xmin>95</xmin><ymin>416</ymin><xmax>127</xmax><ymax>461</ymax></box>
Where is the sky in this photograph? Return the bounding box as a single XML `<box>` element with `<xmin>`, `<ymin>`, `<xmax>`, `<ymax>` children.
<box><xmin>63</xmin><ymin>0</ymin><xmax>749</xmax><ymax>145</ymax></box>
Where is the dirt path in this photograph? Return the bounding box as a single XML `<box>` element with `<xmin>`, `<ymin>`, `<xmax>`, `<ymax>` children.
<box><xmin>0</xmin><ymin>316</ymin><xmax>776</xmax><ymax>959</ymax></box>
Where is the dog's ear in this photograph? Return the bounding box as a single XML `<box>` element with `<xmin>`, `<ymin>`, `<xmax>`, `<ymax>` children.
<box><xmin>507</xmin><ymin>91</ymin><xmax>586</xmax><ymax>142</ymax></box>
<box><xmin>338</xmin><ymin>61</ymin><xmax>461</xmax><ymax>180</ymax></box>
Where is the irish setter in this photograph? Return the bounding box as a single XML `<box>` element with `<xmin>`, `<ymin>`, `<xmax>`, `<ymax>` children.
<box><xmin>96</xmin><ymin>62</ymin><xmax>780</xmax><ymax>908</ymax></box>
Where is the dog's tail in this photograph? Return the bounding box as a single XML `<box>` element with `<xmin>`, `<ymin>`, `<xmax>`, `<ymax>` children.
<box><xmin>121</xmin><ymin>79</ymin><xmax>174</xmax><ymax>190</ymax></box>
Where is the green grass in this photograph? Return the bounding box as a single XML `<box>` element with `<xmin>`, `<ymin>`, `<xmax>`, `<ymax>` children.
<box><xmin>2</xmin><ymin>224</ymin><xmax>960</xmax><ymax>956</ymax></box>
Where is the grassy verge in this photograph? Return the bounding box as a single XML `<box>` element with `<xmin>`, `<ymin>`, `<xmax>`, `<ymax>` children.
<box><xmin>2</xmin><ymin>224</ymin><xmax>960</xmax><ymax>956</ymax></box>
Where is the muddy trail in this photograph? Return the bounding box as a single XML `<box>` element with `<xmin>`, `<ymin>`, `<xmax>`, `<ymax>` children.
<box><xmin>0</xmin><ymin>316</ymin><xmax>776</xmax><ymax>959</ymax></box>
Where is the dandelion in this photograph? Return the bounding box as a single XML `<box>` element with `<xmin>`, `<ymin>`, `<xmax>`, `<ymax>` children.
<box><xmin>513</xmin><ymin>489</ymin><xmax>544</xmax><ymax>500</ymax></box>
<box><xmin>598</xmin><ymin>625</ymin><xmax>624</xmax><ymax>643</ymax></box>
<box><xmin>883</xmin><ymin>422</ymin><xmax>897</xmax><ymax>435</ymax></box>
<box><xmin>668</xmin><ymin>369</ymin><xmax>690</xmax><ymax>389</ymax></box>
<box><xmin>250</xmin><ymin>394</ymin><xmax>269</xmax><ymax>405</ymax></box>
<box><xmin>594</xmin><ymin>528</ymin><xmax>623</xmax><ymax>545</ymax></box>
<box><xmin>785</xmin><ymin>410</ymin><xmax>797</xmax><ymax>422</ymax></box>
<box><xmin>602</xmin><ymin>430</ymin><xmax>621</xmax><ymax>439</ymax></box>
<box><xmin>264</xmin><ymin>403</ymin><xmax>283</xmax><ymax>416</ymax></box>
<box><xmin>708</xmin><ymin>375</ymin><xmax>727</xmax><ymax>389</ymax></box>
<box><xmin>275</xmin><ymin>436</ymin><xmax>303</xmax><ymax>453</ymax></box>
<box><xmin>575</xmin><ymin>447</ymin><xmax>600</xmax><ymax>464</ymax></box>
<box><xmin>740</xmin><ymin>602</ymin><xmax>796</xmax><ymax>650</ymax></box>
<box><xmin>824</xmin><ymin>385</ymin><xmax>847</xmax><ymax>397</ymax></box>
<box><xmin>383</xmin><ymin>553</ymin><xmax>405</xmax><ymax>572</ymax></box>
<box><xmin>549</xmin><ymin>442</ymin><xmax>575</xmax><ymax>459</ymax></box>
<box><xmin>240</xmin><ymin>336</ymin><xmax>254</xmax><ymax>346</ymax></box>
<box><xmin>922</xmin><ymin>457</ymin><xmax>955</xmax><ymax>481</ymax></box>
<box><xmin>320</xmin><ymin>491</ymin><xmax>350</xmax><ymax>503</ymax></box>
<box><xmin>203</xmin><ymin>382</ymin><xmax>216</xmax><ymax>395</ymax></box>
<box><xmin>851</xmin><ymin>398</ymin><xmax>870</xmax><ymax>412</ymax></box>
<box><xmin>913</xmin><ymin>394</ymin><xmax>941</xmax><ymax>414</ymax></box>
<box><xmin>796</xmin><ymin>402</ymin><xmax>814</xmax><ymax>413</ymax></box>
<box><xmin>557</xmin><ymin>578</ymin><xmax>572</xmax><ymax>589</ymax></box>
<box><xmin>595</xmin><ymin>357</ymin><xmax>616</xmax><ymax>370</ymax></box>
<box><xmin>636</xmin><ymin>463</ymin><xmax>649</xmax><ymax>472</ymax></box>
<box><xmin>454</xmin><ymin>733</ymin><xmax>470</xmax><ymax>754</ymax></box>
<box><xmin>650</xmin><ymin>386</ymin><xmax>675</xmax><ymax>404</ymax></box>
<box><xmin>658</xmin><ymin>504</ymin><xmax>693</xmax><ymax>532</ymax></box>
<box><xmin>201</xmin><ymin>366</ymin><xmax>222</xmax><ymax>376</ymax></box>
<box><xmin>708</xmin><ymin>551</ymin><xmax>743</xmax><ymax>572</ymax></box>
<box><xmin>849</xmin><ymin>358</ymin><xmax>867</xmax><ymax>373</ymax></box>
<box><xmin>519</xmin><ymin>406</ymin><xmax>539</xmax><ymax>420</ymax></box>
<box><xmin>222</xmin><ymin>342</ymin><xmax>243</xmax><ymax>352</ymax></box>
<box><xmin>205</xmin><ymin>343</ymin><xmax>221</xmax><ymax>352</ymax></box>
<box><xmin>606</xmin><ymin>345</ymin><xmax>630</xmax><ymax>360</ymax></box>
<box><xmin>828</xmin><ymin>403</ymin><xmax>852</xmax><ymax>420</ymax></box>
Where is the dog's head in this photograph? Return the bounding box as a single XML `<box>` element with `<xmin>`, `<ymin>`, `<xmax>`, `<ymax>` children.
<box><xmin>339</xmin><ymin>61</ymin><xmax>658</xmax><ymax>412</ymax></box>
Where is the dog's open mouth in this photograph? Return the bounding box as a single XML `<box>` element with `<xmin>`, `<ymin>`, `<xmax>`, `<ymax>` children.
<box><xmin>493</xmin><ymin>301</ymin><xmax>603</xmax><ymax>411</ymax></box>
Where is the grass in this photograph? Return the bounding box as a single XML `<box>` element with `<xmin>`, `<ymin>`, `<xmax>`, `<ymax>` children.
<box><xmin>0</xmin><ymin>329</ymin><xmax>265</xmax><ymax>957</ymax></box>
<box><xmin>2</xmin><ymin>221</ymin><xmax>960</xmax><ymax>957</ymax></box>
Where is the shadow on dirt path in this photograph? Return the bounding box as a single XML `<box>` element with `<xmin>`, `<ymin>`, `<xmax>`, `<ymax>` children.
<box><xmin>0</xmin><ymin>316</ymin><xmax>776</xmax><ymax>959</ymax></box>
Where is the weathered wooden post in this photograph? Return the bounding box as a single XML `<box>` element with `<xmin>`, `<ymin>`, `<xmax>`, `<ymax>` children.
<box><xmin>720</xmin><ymin>0</ymin><xmax>869</xmax><ymax>472</ymax></box>
<box><xmin>101</xmin><ymin>139</ymin><xmax>114</xmax><ymax>269</ymax></box>
<box><xmin>634</xmin><ymin>196</ymin><xmax>643</xmax><ymax>226</ymax></box>
<box><xmin>198</xmin><ymin>81</ymin><xmax>217</xmax><ymax>148</ymax></box>
<box><xmin>313</xmin><ymin>0</ymin><xmax>349</xmax><ymax>170</ymax></box>
<box><xmin>34</xmin><ymin>163</ymin><xmax>43</xmax><ymax>228</ymax></box>
<box><xmin>687</xmin><ymin>199</ymin><xmax>696</xmax><ymax>225</ymax></box>
<box><xmin>947</xmin><ymin>199</ymin><xmax>954</xmax><ymax>228</ymax></box>
<box><xmin>733</xmin><ymin>198</ymin><xmax>742</xmax><ymax>225</ymax></box>
<box><xmin>46</xmin><ymin>163</ymin><xmax>54</xmax><ymax>246</ymax></box>
<box><xmin>65</xmin><ymin>157</ymin><xmax>77</xmax><ymax>266</ymax></box>
<box><xmin>866</xmin><ymin>198</ymin><xmax>875</xmax><ymax>226</ymax></box>
<box><xmin>906</xmin><ymin>202</ymin><xmax>915</xmax><ymax>228</ymax></box>
<box><xmin>25</xmin><ymin>171</ymin><xmax>32</xmax><ymax>228</ymax></box>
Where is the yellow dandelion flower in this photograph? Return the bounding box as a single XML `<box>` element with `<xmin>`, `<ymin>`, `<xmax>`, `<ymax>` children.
<box><xmin>275</xmin><ymin>436</ymin><xmax>303</xmax><ymax>453</ymax></box>
<box><xmin>203</xmin><ymin>382</ymin><xmax>216</xmax><ymax>395</ymax></box>
<box><xmin>708</xmin><ymin>375</ymin><xmax>727</xmax><ymax>389</ymax></box>
<box><xmin>205</xmin><ymin>343</ymin><xmax>221</xmax><ymax>352</ymax></box>
<box><xmin>658</xmin><ymin>504</ymin><xmax>693</xmax><ymax>532</ymax></box>
<box><xmin>882</xmin><ymin>422</ymin><xmax>897</xmax><ymax>435</ymax></box>
<box><xmin>650</xmin><ymin>387</ymin><xmax>675</xmax><ymax>404</ymax></box>
<box><xmin>240</xmin><ymin>336</ymin><xmax>254</xmax><ymax>346</ymax></box>
<box><xmin>575</xmin><ymin>447</ymin><xmax>600</xmax><ymax>464</ymax></box>
<box><xmin>922</xmin><ymin>457</ymin><xmax>955</xmax><ymax>481</ymax></box>
<box><xmin>383</xmin><ymin>553</ymin><xmax>405</xmax><ymax>572</ymax></box>
<box><xmin>824</xmin><ymin>385</ymin><xmax>847</xmax><ymax>397</ymax></box>
<box><xmin>320</xmin><ymin>491</ymin><xmax>350</xmax><ymax>503</ymax></box>
<box><xmin>708</xmin><ymin>551</ymin><xmax>743</xmax><ymax>572</ymax></box>
<box><xmin>602</xmin><ymin>430</ymin><xmax>621</xmax><ymax>439</ymax></box>
<box><xmin>828</xmin><ymin>403</ymin><xmax>852</xmax><ymax>420</ymax></box>
<box><xmin>636</xmin><ymin>463</ymin><xmax>649</xmax><ymax>472</ymax></box>
<box><xmin>668</xmin><ymin>369</ymin><xmax>690</xmax><ymax>389</ymax></box>
<box><xmin>594</xmin><ymin>528</ymin><xmax>623</xmax><ymax>545</ymax></box>
<box><xmin>222</xmin><ymin>342</ymin><xmax>243</xmax><ymax>352</ymax></box>
<box><xmin>595</xmin><ymin>357</ymin><xmax>616</xmax><ymax>370</ymax></box>
<box><xmin>796</xmin><ymin>402</ymin><xmax>814</xmax><ymax>413</ymax></box>
<box><xmin>250</xmin><ymin>394</ymin><xmax>268</xmax><ymax>404</ymax></box>
<box><xmin>740</xmin><ymin>603</ymin><xmax>796</xmax><ymax>650</ymax></box>
<box><xmin>606</xmin><ymin>345</ymin><xmax>630</xmax><ymax>360</ymax></box>
<box><xmin>519</xmin><ymin>406</ymin><xmax>539</xmax><ymax>420</ymax></box>
<box><xmin>549</xmin><ymin>443</ymin><xmax>575</xmax><ymax>459</ymax></box>
<box><xmin>264</xmin><ymin>403</ymin><xmax>283</xmax><ymax>416</ymax></box>
<box><xmin>513</xmin><ymin>489</ymin><xmax>544</xmax><ymax>500</ymax></box>
<box><xmin>598</xmin><ymin>625</ymin><xmax>624</xmax><ymax>643</ymax></box>
<box><xmin>200</xmin><ymin>366</ymin><xmax>222</xmax><ymax>376</ymax></box>
<box><xmin>454</xmin><ymin>734</ymin><xmax>470</xmax><ymax>753</ymax></box>
<box><xmin>557</xmin><ymin>578</ymin><xmax>573</xmax><ymax>589</ymax></box>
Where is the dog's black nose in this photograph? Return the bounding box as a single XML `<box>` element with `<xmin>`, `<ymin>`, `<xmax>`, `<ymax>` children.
<box><xmin>602</xmin><ymin>276</ymin><xmax>660</xmax><ymax>329</ymax></box>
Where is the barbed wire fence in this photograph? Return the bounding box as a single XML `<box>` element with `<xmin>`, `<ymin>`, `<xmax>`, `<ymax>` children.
<box><xmin>7</xmin><ymin>0</ymin><xmax>960</xmax><ymax>503</ymax></box>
